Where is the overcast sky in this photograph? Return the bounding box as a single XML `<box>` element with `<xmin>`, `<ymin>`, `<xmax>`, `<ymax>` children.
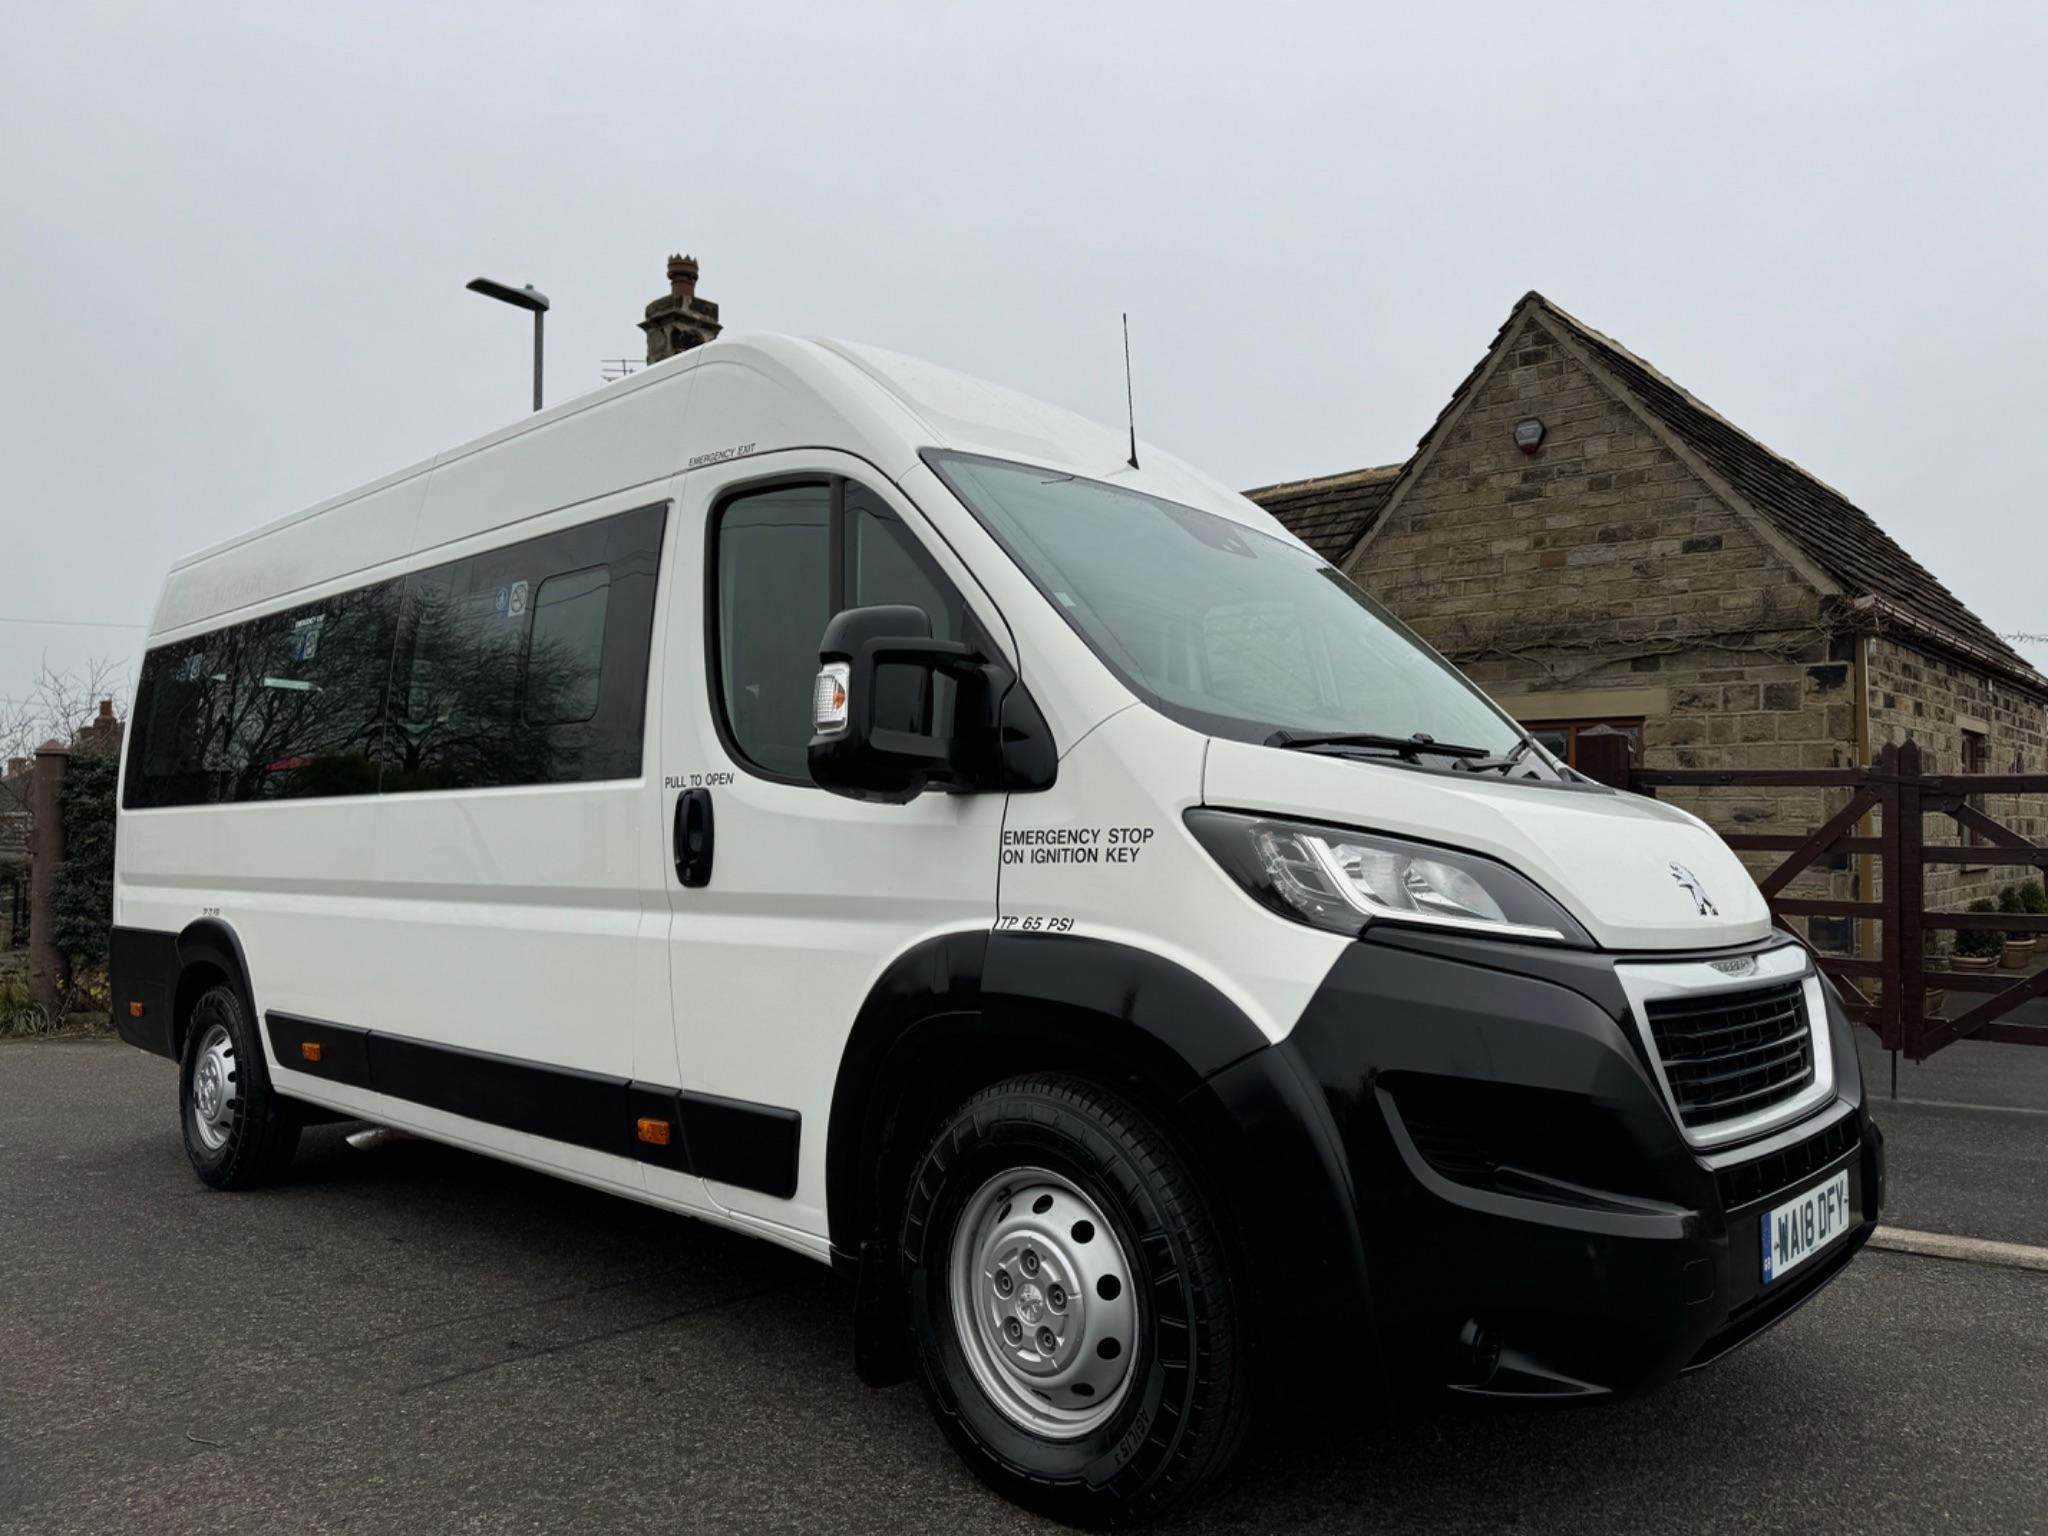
<box><xmin>5</xmin><ymin>1</ymin><xmax>2046</xmax><ymax>711</ymax></box>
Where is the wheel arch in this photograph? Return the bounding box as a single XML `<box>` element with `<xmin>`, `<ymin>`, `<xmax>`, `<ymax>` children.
<box><xmin>826</xmin><ymin>930</ymin><xmax>1269</xmax><ymax>1257</ymax></box>
<box><xmin>172</xmin><ymin>917</ymin><xmax>258</xmax><ymax>1064</ymax></box>
<box><xmin>827</xmin><ymin>929</ymin><xmax>1382</xmax><ymax>1395</ymax></box>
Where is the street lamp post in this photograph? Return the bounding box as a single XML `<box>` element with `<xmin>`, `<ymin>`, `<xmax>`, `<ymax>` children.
<box><xmin>465</xmin><ymin>277</ymin><xmax>551</xmax><ymax>412</ymax></box>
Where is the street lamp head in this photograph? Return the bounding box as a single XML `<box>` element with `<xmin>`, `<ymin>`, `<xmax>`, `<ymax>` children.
<box><xmin>466</xmin><ymin>277</ymin><xmax>551</xmax><ymax>313</ymax></box>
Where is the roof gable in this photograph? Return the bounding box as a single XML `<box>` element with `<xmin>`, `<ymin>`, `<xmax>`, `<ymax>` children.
<box><xmin>1337</xmin><ymin>292</ymin><xmax>2040</xmax><ymax>689</ymax></box>
<box><xmin>1531</xmin><ymin>298</ymin><xmax>2037</xmax><ymax>680</ymax></box>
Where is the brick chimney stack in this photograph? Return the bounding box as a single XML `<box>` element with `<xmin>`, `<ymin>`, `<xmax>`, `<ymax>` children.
<box><xmin>641</xmin><ymin>252</ymin><xmax>722</xmax><ymax>366</ymax></box>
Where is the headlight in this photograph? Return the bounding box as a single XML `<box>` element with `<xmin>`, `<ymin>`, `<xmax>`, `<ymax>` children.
<box><xmin>1185</xmin><ymin>809</ymin><xmax>1589</xmax><ymax>944</ymax></box>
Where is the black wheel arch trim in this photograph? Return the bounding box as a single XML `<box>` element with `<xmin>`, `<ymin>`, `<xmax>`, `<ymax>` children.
<box><xmin>109</xmin><ymin>919</ymin><xmax>259</xmax><ymax>1062</ymax></box>
<box><xmin>826</xmin><ymin>928</ymin><xmax>1385</xmax><ymax>1392</ymax></box>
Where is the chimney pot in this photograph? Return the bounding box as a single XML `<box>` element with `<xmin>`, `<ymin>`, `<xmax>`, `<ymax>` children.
<box><xmin>668</xmin><ymin>253</ymin><xmax>699</xmax><ymax>299</ymax></box>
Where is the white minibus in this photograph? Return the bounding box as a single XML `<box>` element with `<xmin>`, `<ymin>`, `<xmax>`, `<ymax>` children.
<box><xmin>112</xmin><ymin>334</ymin><xmax>1881</xmax><ymax>1523</ymax></box>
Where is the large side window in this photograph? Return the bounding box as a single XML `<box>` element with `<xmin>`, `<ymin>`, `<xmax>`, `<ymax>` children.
<box><xmin>125</xmin><ymin>580</ymin><xmax>400</xmax><ymax>809</ymax></box>
<box><xmin>383</xmin><ymin>503</ymin><xmax>666</xmax><ymax>792</ymax></box>
<box><xmin>713</xmin><ymin>479</ymin><xmax>981</xmax><ymax>783</ymax></box>
<box><xmin>123</xmin><ymin>501</ymin><xmax>666</xmax><ymax>809</ymax></box>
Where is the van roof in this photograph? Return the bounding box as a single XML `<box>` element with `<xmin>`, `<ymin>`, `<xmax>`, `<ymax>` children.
<box><xmin>150</xmin><ymin>334</ymin><xmax>1287</xmax><ymax>640</ymax></box>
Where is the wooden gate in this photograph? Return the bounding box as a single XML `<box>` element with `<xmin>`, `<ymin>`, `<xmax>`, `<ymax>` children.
<box><xmin>1576</xmin><ymin>735</ymin><xmax>2048</xmax><ymax>1065</ymax></box>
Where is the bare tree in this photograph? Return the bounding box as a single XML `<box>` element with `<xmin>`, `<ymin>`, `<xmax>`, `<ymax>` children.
<box><xmin>0</xmin><ymin>657</ymin><xmax>129</xmax><ymax>764</ymax></box>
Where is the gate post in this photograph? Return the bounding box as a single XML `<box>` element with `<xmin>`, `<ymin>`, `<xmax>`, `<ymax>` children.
<box><xmin>26</xmin><ymin>740</ymin><xmax>70</xmax><ymax>1015</ymax></box>
<box><xmin>1895</xmin><ymin>740</ymin><xmax>1927</xmax><ymax>1063</ymax></box>
<box><xmin>1874</xmin><ymin>743</ymin><xmax>1902</xmax><ymax>1055</ymax></box>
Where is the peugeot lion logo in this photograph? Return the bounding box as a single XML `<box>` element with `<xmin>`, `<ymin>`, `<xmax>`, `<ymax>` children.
<box><xmin>1670</xmin><ymin>862</ymin><xmax>1718</xmax><ymax>916</ymax></box>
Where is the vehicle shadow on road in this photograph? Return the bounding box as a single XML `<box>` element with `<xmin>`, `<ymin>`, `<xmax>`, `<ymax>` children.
<box><xmin>262</xmin><ymin>1123</ymin><xmax>2041</xmax><ymax>1535</ymax></box>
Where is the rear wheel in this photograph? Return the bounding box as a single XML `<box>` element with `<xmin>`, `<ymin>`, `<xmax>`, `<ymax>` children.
<box><xmin>902</xmin><ymin>1073</ymin><xmax>1248</xmax><ymax>1526</ymax></box>
<box><xmin>179</xmin><ymin>982</ymin><xmax>300</xmax><ymax>1189</ymax></box>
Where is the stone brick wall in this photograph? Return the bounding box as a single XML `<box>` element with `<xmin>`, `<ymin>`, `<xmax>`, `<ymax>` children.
<box><xmin>1347</xmin><ymin>311</ymin><xmax>1863</xmax><ymax>922</ymax></box>
<box><xmin>1868</xmin><ymin>636</ymin><xmax>2048</xmax><ymax>916</ymax></box>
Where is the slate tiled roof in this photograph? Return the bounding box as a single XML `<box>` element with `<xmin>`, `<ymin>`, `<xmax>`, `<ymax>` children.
<box><xmin>1247</xmin><ymin>291</ymin><xmax>2041</xmax><ymax>690</ymax></box>
<box><xmin>1241</xmin><ymin>463</ymin><xmax>1404</xmax><ymax>560</ymax></box>
<box><xmin>1528</xmin><ymin>295</ymin><xmax>2041</xmax><ymax>684</ymax></box>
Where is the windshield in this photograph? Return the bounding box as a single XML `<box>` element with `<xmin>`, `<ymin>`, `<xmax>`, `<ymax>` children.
<box><xmin>928</xmin><ymin>451</ymin><xmax>1525</xmax><ymax>754</ymax></box>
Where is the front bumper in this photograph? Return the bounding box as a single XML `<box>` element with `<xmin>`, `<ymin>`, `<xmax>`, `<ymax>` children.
<box><xmin>1268</xmin><ymin>926</ymin><xmax>1882</xmax><ymax>1398</ymax></box>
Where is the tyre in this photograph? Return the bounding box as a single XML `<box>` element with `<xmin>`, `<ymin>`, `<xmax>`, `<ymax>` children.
<box><xmin>901</xmin><ymin>1073</ymin><xmax>1248</xmax><ymax>1526</ymax></box>
<box><xmin>179</xmin><ymin>982</ymin><xmax>301</xmax><ymax>1189</ymax></box>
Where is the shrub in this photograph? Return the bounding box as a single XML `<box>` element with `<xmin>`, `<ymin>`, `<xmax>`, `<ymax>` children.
<box><xmin>1949</xmin><ymin>897</ymin><xmax>1998</xmax><ymax>958</ymax></box>
<box><xmin>2019</xmin><ymin>879</ymin><xmax>2048</xmax><ymax>916</ymax></box>
<box><xmin>0</xmin><ymin>964</ymin><xmax>50</xmax><ymax>1037</ymax></box>
<box><xmin>1955</xmin><ymin>899</ymin><xmax>2004</xmax><ymax>959</ymax></box>
<box><xmin>52</xmin><ymin>746</ymin><xmax>118</xmax><ymax>982</ymax></box>
<box><xmin>1997</xmin><ymin>883</ymin><xmax>2034</xmax><ymax>945</ymax></box>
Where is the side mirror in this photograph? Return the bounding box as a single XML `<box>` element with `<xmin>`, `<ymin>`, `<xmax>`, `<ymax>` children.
<box><xmin>807</xmin><ymin>604</ymin><xmax>1056</xmax><ymax>804</ymax></box>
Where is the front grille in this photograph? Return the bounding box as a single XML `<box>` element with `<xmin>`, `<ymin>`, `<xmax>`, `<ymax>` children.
<box><xmin>1643</xmin><ymin>978</ymin><xmax>1814</xmax><ymax>1131</ymax></box>
<box><xmin>1715</xmin><ymin>1111</ymin><xmax>1860</xmax><ymax>1212</ymax></box>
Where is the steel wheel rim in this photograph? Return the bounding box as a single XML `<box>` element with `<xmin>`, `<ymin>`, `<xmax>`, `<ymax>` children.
<box><xmin>947</xmin><ymin>1165</ymin><xmax>1140</xmax><ymax>1440</ymax></box>
<box><xmin>189</xmin><ymin>1022</ymin><xmax>238</xmax><ymax>1152</ymax></box>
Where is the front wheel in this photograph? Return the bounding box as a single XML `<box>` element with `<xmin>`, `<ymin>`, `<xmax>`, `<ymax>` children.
<box><xmin>179</xmin><ymin>982</ymin><xmax>301</xmax><ymax>1189</ymax></box>
<box><xmin>901</xmin><ymin>1074</ymin><xmax>1248</xmax><ymax>1526</ymax></box>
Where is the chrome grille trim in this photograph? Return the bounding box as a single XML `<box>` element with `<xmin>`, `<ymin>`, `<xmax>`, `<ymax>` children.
<box><xmin>1615</xmin><ymin>946</ymin><xmax>1835</xmax><ymax>1151</ymax></box>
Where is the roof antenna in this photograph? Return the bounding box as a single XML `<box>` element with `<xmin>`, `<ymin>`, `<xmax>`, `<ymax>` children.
<box><xmin>1122</xmin><ymin>312</ymin><xmax>1140</xmax><ymax>470</ymax></box>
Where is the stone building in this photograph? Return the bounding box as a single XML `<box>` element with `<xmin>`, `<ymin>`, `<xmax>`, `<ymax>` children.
<box><xmin>1247</xmin><ymin>292</ymin><xmax>2048</xmax><ymax>941</ymax></box>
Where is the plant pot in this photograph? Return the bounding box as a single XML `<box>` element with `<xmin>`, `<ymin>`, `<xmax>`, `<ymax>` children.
<box><xmin>1925</xmin><ymin>988</ymin><xmax>1948</xmax><ymax>1018</ymax></box>
<box><xmin>1952</xmin><ymin>953</ymin><xmax>2000</xmax><ymax>972</ymax></box>
<box><xmin>2003</xmin><ymin>940</ymin><xmax>2032</xmax><ymax>969</ymax></box>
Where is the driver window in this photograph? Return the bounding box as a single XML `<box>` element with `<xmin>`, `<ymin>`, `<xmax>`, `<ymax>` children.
<box><xmin>714</xmin><ymin>479</ymin><xmax>979</xmax><ymax>781</ymax></box>
<box><xmin>716</xmin><ymin>485</ymin><xmax>831</xmax><ymax>779</ymax></box>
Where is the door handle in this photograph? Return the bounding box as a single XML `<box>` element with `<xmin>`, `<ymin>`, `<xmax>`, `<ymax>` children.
<box><xmin>675</xmin><ymin>787</ymin><xmax>715</xmax><ymax>889</ymax></box>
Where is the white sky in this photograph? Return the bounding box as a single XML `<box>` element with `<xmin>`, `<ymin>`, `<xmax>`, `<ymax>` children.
<box><xmin>5</xmin><ymin>1</ymin><xmax>2046</xmax><ymax>707</ymax></box>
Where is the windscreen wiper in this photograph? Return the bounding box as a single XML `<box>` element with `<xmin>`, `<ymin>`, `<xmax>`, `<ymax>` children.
<box><xmin>1450</xmin><ymin>737</ymin><xmax>1540</xmax><ymax>774</ymax></box>
<box><xmin>1264</xmin><ymin>729</ymin><xmax>1496</xmax><ymax>759</ymax></box>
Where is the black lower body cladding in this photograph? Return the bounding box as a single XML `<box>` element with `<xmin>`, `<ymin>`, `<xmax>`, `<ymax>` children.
<box><xmin>109</xmin><ymin>925</ymin><xmax>181</xmax><ymax>1057</ymax></box>
<box><xmin>1274</xmin><ymin>925</ymin><xmax>1881</xmax><ymax>1397</ymax></box>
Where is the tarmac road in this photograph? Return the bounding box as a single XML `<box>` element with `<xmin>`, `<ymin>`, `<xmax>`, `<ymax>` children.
<box><xmin>2</xmin><ymin>1038</ymin><xmax>2044</xmax><ymax>1535</ymax></box>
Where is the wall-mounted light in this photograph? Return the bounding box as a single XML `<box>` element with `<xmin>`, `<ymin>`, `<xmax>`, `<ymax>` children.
<box><xmin>1513</xmin><ymin>417</ymin><xmax>1546</xmax><ymax>455</ymax></box>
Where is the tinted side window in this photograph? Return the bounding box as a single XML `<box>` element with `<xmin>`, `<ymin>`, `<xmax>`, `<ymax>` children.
<box><xmin>526</xmin><ymin>568</ymin><xmax>610</xmax><ymax>726</ymax></box>
<box><xmin>123</xmin><ymin>501</ymin><xmax>666</xmax><ymax>809</ymax></box>
<box><xmin>715</xmin><ymin>485</ymin><xmax>832</xmax><ymax>779</ymax></box>
<box><xmin>125</xmin><ymin>580</ymin><xmax>399</xmax><ymax>809</ymax></box>
<box><xmin>383</xmin><ymin>503</ymin><xmax>665</xmax><ymax>791</ymax></box>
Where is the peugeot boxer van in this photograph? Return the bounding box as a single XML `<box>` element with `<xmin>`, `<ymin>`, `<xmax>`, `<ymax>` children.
<box><xmin>111</xmin><ymin>334</ymin><xmax>1882</xmax><ymax>1524</ymax></box>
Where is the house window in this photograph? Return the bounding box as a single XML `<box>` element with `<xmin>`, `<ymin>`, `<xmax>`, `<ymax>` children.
<box><xmin>1961</xmin><ymin>726</ymin><xmax>1990</xmax><ymax>854</ymax></box>
<box><xmin>1522</xmin><ymin>718</ymin><xmax>1644</xmax><ymax>769</ymax></box>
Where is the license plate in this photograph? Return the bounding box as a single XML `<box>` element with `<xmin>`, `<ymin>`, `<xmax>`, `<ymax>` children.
<box><xmin>1761</xmin><ymin>1170</ymin><xmax>1851</xmax><ymax>1284</ymax></box>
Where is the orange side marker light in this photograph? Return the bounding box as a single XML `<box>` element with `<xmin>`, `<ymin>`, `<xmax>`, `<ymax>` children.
<box><xmin>301</xmin><ymin>1041</ymin><xmax>324</xmax><ymax>1063</ymax></box>
<box><xmin>129</xmin><ymin>1002</ymin><xmax>146</xmax><ymax>1018</ymax></box>
<box><xmin>636</xmin><ymin>1117</ymin><xmax>672</xmax><ymax>1147</ymax></box>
